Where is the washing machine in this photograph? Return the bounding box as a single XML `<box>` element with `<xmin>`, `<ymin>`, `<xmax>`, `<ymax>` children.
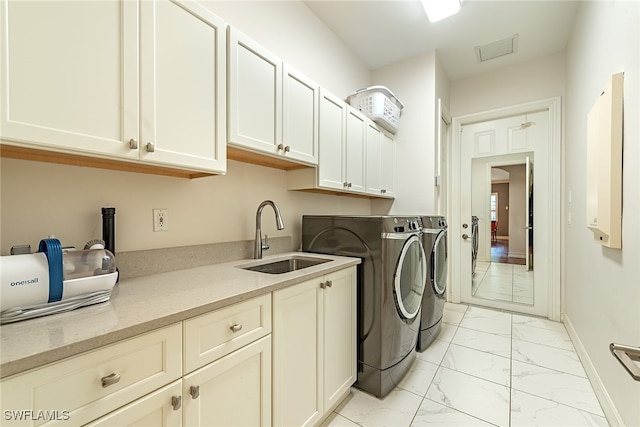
<box><xmin>417</xmin><ymin>215</ymin><xmax>448</xmax><ymax>352</ymax></box>
<box><xmin>302</xmin><ymin>215</ymin><xmax>427</xmax><ymax>398</ymax></box>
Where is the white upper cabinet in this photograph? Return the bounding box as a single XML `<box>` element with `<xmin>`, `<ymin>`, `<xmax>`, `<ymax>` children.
<box><xmin>1</xmin><ymin>0</ymin><xmax>226</xmax><ymax>175</ymax></box>
<box><xmin>317</xmin><ymin>89</ymin><xmax>348</xmax><ymax>190</ymax></box>
<box><xmin>366</xmin><ymin>122</ymin><xmax>396</xmax><ymax>198</ymax></box>
<box><xmin>316</xmin><ymin>88</ymin><xmax>365</xmax><ymax>194</ymax></box>
<box><xmin>0</xmin><ymin>0</ymin><xmax>137</xmax><ymax>158</ymax></box>
<box><xmin>288</xmin><ymin>88</ymin><xmax>395</xmax><ymax>198</ymax></box>
<box><xmin>282</xmin><ymin>64</ymin><xmax>319</xmax><ymax>165</ymax></box>
<box><xmin>228</xmin><ymin>27</ymin><xmax>318</xmax><ymax>166</ymax></box>
<box><xmin>344</xmin><ymin>107</ymin><xmax>366</xmax><ymax>193</ymax></box>
<box><xmin>139</xmin><ymin>0</ymin><xmax>227</xmax><ymax>173</ymax></box>
<box><xmin>228</xmin><ymin>27</ymin><xmax>281</xmax><ymax>155</ymax></box>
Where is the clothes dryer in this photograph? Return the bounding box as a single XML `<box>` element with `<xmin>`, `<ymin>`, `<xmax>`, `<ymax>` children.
<box><xmin>302</xmin><ymin>215</ymin><xmax>427</xmax><ymax>398</ymax></box>
<box><xmin>417</xmin><ymin>215</ymin><xmax>448</xmax><ymax>351</ymax></box>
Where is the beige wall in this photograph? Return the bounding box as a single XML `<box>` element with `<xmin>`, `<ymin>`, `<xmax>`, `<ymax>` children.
<box><xmin>564</xmin><ymin>1</ymin><xmax>640</xmax><ymax>425</ymax></box>
<box><xmin>0</xmin><ymin>1</ymin><xmax>374</xmax><ymax>256</ymax></box>
<box><xmin>0</xmin><ymin>158</ymin><xmax>371</xmax><ymax>254</ymax></box>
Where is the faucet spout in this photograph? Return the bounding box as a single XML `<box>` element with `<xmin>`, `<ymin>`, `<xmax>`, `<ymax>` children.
<box><xmin>255</xmin><ymin>200</ymin><xmax>285</xmax><ymax>259</ymax></box>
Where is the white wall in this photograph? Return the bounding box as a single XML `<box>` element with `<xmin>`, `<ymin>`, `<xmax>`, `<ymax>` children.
<box><xmin>450</xmin><ymin>52</ymin><xmax>566</xmax><ymax>118</ymax></box>
<box><xmin>371</xmin><ymin>51</ymin><xmax>438</xmax><ymax>215</ymax></box>
<box><xmin>0</xmin><ymin>1</ymin><xmax>373</xmax><ymax>255</ymax></box>
<box><xmin>564</xmin><ymin>1</ymin><xmax>640</xmax><ymax>425</ymax></box>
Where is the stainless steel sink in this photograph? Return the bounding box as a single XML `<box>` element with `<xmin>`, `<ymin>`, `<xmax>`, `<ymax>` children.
<box><xmin>240</xmin><ymin>256</ymin><xmax>332</xmax><ymax>274</ymax></box>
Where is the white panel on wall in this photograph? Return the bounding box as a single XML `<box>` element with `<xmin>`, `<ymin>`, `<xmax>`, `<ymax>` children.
<box><xmin>475</xmin><ymin>132</ymin><xmax>494</xmax><ymax>155</ymax></box>
<box><xmin>585</xmin><ymin>72</ymin><xmax>623</xmax><ymax>249</ymax></box>
<box><xmin>508</xmin><ymin>125</ymin><xmax>527</xmax><ymax>152</ymax></box>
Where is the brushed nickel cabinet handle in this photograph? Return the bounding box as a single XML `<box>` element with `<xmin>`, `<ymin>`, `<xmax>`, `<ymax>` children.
<box><xmin>325</xmin><ymin>280</ymin><xmax>332</xmax><ymax>288</ymax></box>
<box><xmin>128</xmin><ymin>138</ymin><xmax>138</xmax><ymax>149</ymax></box>
<box><xmin>230</xmin><ymin>323</ymin><xmax>243</xmax><ymax>333</ymax></box>
<box><xmin>146</xmin><ymin>142</ymin><xmax>155</xmax><ymax>152</ymax></box>
<box><xmin>284</xmin><ymin>145</ymin><xmax>291</xmax><ymax>152</ymax></box>
<box><xmin>320</xmin><ymin>281</ymin><xmax>326</xmax><ymax>289</ymax></box>
<box><xmin>190</xmin><ymin>385</ymin><xmax>200</xmax><ymax>399</ymax></box>
<box><xmin>171</xmin><ymin>395</ymin><xmax>182</xmax><ymax>410</ymax></box>
<box><xmin>277</xmin><ymin>143</ymin><xmax>284</xmax><ymax>151</ymax></box>
<box><xmin>101</xmin><ymin>372</ymin><xmax>121</xmax><ymax>388</ymax></box>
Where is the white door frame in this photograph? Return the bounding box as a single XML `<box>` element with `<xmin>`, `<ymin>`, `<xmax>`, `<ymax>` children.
<box><xmin>448</xmin><ymin>97</ymin><xmax>562</xmax><ymax>321</ymax></box>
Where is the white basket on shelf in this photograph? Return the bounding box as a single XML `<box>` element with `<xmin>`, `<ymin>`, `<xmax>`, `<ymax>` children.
<box><xmin>347</xmin><ymin>86</ymin><xmax>404</xmax><ymax>134</ymax></box>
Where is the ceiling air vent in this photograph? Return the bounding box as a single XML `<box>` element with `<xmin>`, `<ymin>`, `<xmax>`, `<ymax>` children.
<box><xmin>475</xmin><ymin>34</ymin><xmax>519</xmax><ymax>63</ymax></box>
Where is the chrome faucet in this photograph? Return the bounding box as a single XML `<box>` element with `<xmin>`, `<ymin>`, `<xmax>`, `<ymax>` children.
<box><xmin>254</xmin><ymin>200</ymin><xmax>285</xmax><ymax>259</ymax></box>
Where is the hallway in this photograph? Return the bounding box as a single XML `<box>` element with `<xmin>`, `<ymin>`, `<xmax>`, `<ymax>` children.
<box><xmin>322</xmin><ymin>303</ymin><xmax>607</xmax><ymax>427</ymax></box>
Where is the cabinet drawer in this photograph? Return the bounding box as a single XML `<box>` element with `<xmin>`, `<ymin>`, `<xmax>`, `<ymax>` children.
<box><xmin>85</xmin><ymin>380</ymin><xmax>182</xmax><ymax>427</ymax></box>
<box><xmin>0</xmin><ymin>324</ymin><xmax>182</xmax><ymax>426</ymax></box>
<box><xmin>183</xmin><ymin>294</ymin><xmax>271</xmax><ymax>373</ymax></box>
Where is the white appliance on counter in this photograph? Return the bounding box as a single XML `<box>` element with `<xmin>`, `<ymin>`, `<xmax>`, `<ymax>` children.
<box><xmin>0</xmin><ymin>238</ymin><xmax>118</xmax><ymax>324</ymax></box>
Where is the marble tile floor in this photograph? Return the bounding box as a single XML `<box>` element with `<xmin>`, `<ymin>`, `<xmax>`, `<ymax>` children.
<box><xmin>321</xmin><ymin>303</ymin><xmax>608</xmax><ymax>427</ymax></box>
<box><xmin>473</xmin><ymin>262</ymin><xmax>534</xmax><ymax>305</ymax></box>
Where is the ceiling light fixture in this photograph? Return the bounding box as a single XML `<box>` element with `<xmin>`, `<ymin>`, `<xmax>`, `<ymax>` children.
<box><xmin>421</xmin><ymin>0</ymin><xmax>462</xmax><ymax>23</ymax></box>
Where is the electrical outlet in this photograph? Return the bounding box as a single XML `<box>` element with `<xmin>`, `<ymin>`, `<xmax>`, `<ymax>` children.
<box><xmin>153</xmin><ymin>209</ymin><xmax>169</xmax><ymax>232</ymax></box>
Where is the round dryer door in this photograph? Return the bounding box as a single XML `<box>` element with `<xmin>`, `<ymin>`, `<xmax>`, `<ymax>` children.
<box><xmin>432</xmin><ymin>230</ymin><xmax>448</xmax><ymax>296</ymax></box>
<box><xmin>394</xmin><ymin>234</ymin><xmax>427</xmax><ymax>319</ymax></box>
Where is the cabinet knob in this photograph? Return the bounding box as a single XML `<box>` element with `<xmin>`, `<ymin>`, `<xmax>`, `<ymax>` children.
<box><xmin>343</xmin><ymin>182</ymin><xmax>349</xmax><ymax>188</ymax></box>
<box><xmin>171</xmin><ymin>395</ymin><xmax>182</xmax><ymax>411</ymax></box>
<box><xmin>381</xmin><ymin>189</ymin><xmax>387</xmax><ymax>194</ymax></box>
<box><xmin>101</xmin><ymin>372</ymin><xmax>121</xmax><ymax>388</ymax></box>
<box><xmin>320</xmin><ymin>281</ymin><xmax>326</xmax><ymax>289</ymax></box>
<box><xmin>277</xmin><ymin>143</ymin><xmax>284</xmax><ymax>151</ymax></box>
<box><xmin>230</xmin><ymin>323</ymin><xmax>243</xmax><ymax>333</ymax></box>
<box><xmin>326</xmin><ymin>280</ymin><xmax>332</xmax><ymax>288</ymax></box>
<box><xmin>189</xmin><ymin>385</ymin><xmax>200</xmax><ymax>399</ymax></box>
<box><xmin>347</xmin><ymin>182</ymin><xmax>353</xmax><ymax>188</ymax></box>
<box><xmin>128</xmin><ymin>138</ymin><xmax>138</xmax><ymax>149</ymax></box>
<box><xmin>284</xmin><ymin>145</ymin><xmax>291</xmax><ymax>152</ymax></box>
<box><xmin>146</xmin><ymin>142</ymin><xmax>155</xmax><ymax>152</ymax></box>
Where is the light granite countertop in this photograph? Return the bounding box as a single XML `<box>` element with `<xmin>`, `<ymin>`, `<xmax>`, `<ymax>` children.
<box><xmin>0</xmin><ymin>252</ymin><xmax>360</xmax><ymax>379</ymax></box>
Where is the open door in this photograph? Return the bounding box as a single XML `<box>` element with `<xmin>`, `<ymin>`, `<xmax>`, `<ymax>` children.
<box><xmin>525</xmin><ymin>156</ymin><xmax>533</xmax><ymax>271</ymax></box>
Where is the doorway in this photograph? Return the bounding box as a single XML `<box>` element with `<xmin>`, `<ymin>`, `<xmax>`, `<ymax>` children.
<box><xmin>471</xmin><ymin>158</ymin><xmax>534</xmax><ymax>305</ymax></box>
<box><xmin>448</xmin><ymin>98</ymin><xmax>561</xmax><ymax>320</ymax></box>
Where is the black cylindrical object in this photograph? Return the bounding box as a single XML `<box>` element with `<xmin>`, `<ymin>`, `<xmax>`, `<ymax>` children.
<box><xmin>102</xmin><ymin>207</ymin><xmax>116</xmax><ymax>255</ymax></box>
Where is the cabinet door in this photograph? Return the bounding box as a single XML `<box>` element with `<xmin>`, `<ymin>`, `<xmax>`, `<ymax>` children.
<box><xmin>273</xmin><ymin>278</ymin><xmax>322</xmax><ymax>427</ymax></box>
<box><xmin>228</xmin><ymin>27</ymin><xmax>281</xmax><ymax>155</ymax></box>
<box><xmin>140</xmin><ymin>0</ymin><xmax>226</xmax><ymax>173</ymax></box>
<box><xmin>0</xmin><ymin>0</ymin><xmax>138</xmax><ymax>160</ymax></box>
<box><xmin>317</xmin><ymin>90</ymin><xmax>346</xmax><ymax>191</ymax></box>
<box><xmin>183</xmin><ymin>336</ymin><xmax>271</xmax><ymax>427</ymax></box>
<box><xmin>282</xmin><ymin>65</ymin><xmax>319</xmax><ymax>165</ymax></box>
<box><xmin>380</xmin><ymin>130</ymin><xmax>396</xmax><ymax>197</ymax></box>
<box><xmin>345</xmin><ymin>108</ymin><xmax>366</xmax><ymax>193</ymax></box>
<box><xmin>322</xmin><ymin>267</ymin><xmax>357</xmax><ymax>411</ymax></box>
<box><xmin>86</xmin><ymin>381</ymin><xmax>182</xmax><ymax>427</ymax></box>
<box><xmin>365</xmin><ymin>121</ymin><xmax>383</xmax><ymax>195</ymax></box>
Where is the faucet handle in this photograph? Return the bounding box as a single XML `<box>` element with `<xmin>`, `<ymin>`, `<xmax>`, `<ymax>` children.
<box><xmin>262</xmin><ymin>234</ymin><xmax>270</xmax><ymax>251</ymax></box>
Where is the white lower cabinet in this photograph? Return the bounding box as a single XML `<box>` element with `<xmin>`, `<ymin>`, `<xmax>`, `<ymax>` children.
<box><xmin>86</xmin><ymin>381</ymin><xmax>183</xmax><ymax>427</ymax></box>
<box><xmin>272</xmin><ymin>267</ymin><xmax>357</xmax><ymax>427</ymax></box>
<box><xmin>0</xmin><ymin>271</ymin><xmax>356</xmax><ymax>427</ymax></box>
<box><xmin>182</xmin><ymin>294</ymin><xmax>272</xmax><ymax>427</ymax></box>
<box><xmin>183</xmin><ymin>336</ymin><xmax>271</xmax><ymax>427</ymax></box>
<box><xmin>0</xmin><ymin>324</ymin><xmax>183</xmax><ymax>426</ymax></box>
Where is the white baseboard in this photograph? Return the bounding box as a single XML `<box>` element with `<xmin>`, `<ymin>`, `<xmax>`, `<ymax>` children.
<box><xmin>563</xmin><ymin>313</ymin><xmax>624</xmax><ymax>426</ymax></box>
